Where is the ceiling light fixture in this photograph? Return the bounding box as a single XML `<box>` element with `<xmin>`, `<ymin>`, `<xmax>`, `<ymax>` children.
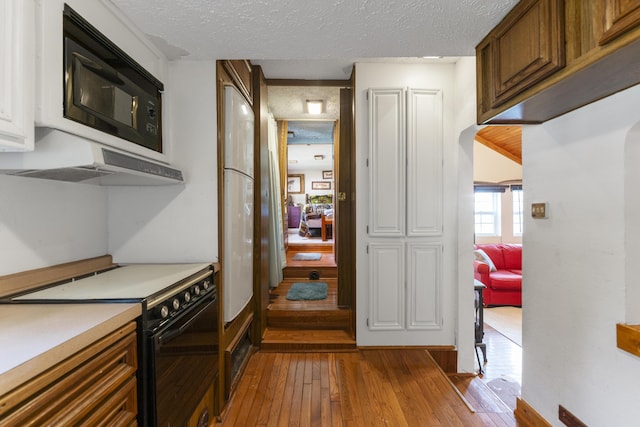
<box><xmin>314</xmin><ymin>155</ymin><xmax>324</xmax><ymax>160</ymax></box>
<box><xmin>306</xmin><ymin>99</ymin><xmax>324</xmax><ymax>115</ymax></box>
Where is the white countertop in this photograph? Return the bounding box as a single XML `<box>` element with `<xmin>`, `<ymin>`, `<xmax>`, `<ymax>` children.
<box><xmin>13</xmin><ymin>263</ymin><xmax>212</xmax><ymax>301</ymax></box>
<box><xmin>0</xmin><ymin>303</ymin><xmax>141</xmax><ymax>396</ymax></box>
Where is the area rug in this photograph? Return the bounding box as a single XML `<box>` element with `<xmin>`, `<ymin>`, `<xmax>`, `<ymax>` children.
<box><xmin>483</xmin><ymin>306</ymin><xmax>522</xmax><ymax>346</ymax></box>
<box><xmin>292</xmin><ymin>252</ymin><xmax>322</xmax><ymax>261</ymax></box>
<box><xmin>286</xmin><ymin>282</ymin><xmax>328</xmax><ymax>300</ymax></box>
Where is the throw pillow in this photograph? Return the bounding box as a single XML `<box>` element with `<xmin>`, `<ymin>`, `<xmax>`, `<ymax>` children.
<box><xmin>474</xmin><ymin>248</ymin><xmax>497</xmax><ymax>272</ymax></box>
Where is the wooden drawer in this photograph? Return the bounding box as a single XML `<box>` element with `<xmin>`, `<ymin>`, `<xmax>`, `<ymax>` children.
<box><xmin>0</xmin><ymin>322</ymin><xmax>138</xmax><ymax>426</ymax></box>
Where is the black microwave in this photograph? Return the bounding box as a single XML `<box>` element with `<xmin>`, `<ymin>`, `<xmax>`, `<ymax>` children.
<box><xmin>63</xmin><ymin>5</ymin><xmax>163</xmax><ymax>153</ymax></box>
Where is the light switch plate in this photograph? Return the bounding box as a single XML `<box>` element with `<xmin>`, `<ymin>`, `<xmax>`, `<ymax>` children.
<box><xmin>531</xmin><ymin>202</ymin><xmax>547</xmax><ymax>219</ymax></box>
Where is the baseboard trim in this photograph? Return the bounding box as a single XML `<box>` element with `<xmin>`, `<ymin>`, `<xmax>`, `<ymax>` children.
<box><xmin>617</xmin><ymin>323</ymin><xmax>640</xmax><ymax>358</ymax></box>
<box><xmin>514</xmin><ymin>397</ymin><xmax>551</xmax><ymax>427</ymax></box>
<box><xmin>357</xmin><ymin>345</ymin><xmax>457</xmax><ymax>373</ymax></box>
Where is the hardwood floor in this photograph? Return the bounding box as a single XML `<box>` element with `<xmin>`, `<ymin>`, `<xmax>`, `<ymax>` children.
<box><xmin>216</xmin><ymin>348</ymin><xmax>516</xmax><ymax>426</ymax></box>
<box><xmin>474</xmin><ymin>324</ymin><xmax>522</xmax><ymax>411</ymax></box>
<box><xmin>254</xmin><ymin>239</ymin><xmax>521</xmax><ymax>424</ymax></box>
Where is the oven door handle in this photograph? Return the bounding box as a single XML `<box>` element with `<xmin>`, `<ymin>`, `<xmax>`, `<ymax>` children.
<box><xmin>157</xmin><ymin>299</ymin><xmax>214</xmax><ymax>345</ymax></box>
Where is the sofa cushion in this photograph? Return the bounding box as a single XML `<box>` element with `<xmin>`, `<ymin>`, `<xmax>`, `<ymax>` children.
<box><xmin>474</xmin><ymin>249</ymin><xmax>497</xmax><ymax>272</ymax></box>
<box><xmin>490</xmin><ymin>271</ymin><xmax>522</xmax><ymax>291</ymax></box>
<box><xmin>476</xmin><ymin>244</ymin><xmax>505</xmax><ymax>270</ymax></box>
<box><xmin>501</xmin><ymin>244</ymin><xmax>522</xmax><ymax>269</ymax></box>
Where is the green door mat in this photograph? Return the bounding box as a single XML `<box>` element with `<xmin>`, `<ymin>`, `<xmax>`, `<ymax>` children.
<box><xmin>286</xmin><ymin>282</ymin><xmax>328</xmax><ymax>300</ymax></box>
<box><xmin>292</xmin><ymin>252</ymin><xmax>322</xmax><ymax>261</ymax></box>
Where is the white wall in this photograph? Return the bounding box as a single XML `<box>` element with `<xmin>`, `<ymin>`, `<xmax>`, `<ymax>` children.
<box><xmin>0</xmin><ymin>175</ymin><xmax>107</xmax><ymax>276</ymax></box>
<box><xmin>453</xmin><ymin>56</ymin><xmax>480</xmax><ymax>373</ymax></box>
<box><xmin>522</xmin><ymin>84</ymin><xmax>640</xmax><ymax>425</ymax></box>
<box><xmin>0</xmin><ymin>61</ymin><xmax>219</xmax><ymax>281</ymax></box>
<box><xmin>107</xmin><ymin>61</ymin><xmax>218</xmax><ymax>264</ymax></box>
<box><xmin>354</xmin><ymin>62</ymin><xmax>458</xmax><ymax>347</ymax></box>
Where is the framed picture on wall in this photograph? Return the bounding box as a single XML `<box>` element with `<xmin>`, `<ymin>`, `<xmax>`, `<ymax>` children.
<box><xmin>322</xmin><ymin>170</ymin><xmax>333</xmax><ymax>179</ymax></box>
<box><xmin>312</xmin><ymin>181</ymin><xmax>331</xmax><ymax>190</ymax></box>
<box><xmin>288</xmin><ymin>174</ymin><xmax>304</xmax><ymax>194</ymax></box>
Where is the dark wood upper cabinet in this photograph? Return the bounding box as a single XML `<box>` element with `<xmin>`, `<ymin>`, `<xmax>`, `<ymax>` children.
<box><xmin>477</xmin><ymin>0</ymin><xmax>565</xmax><ymax>110</ymax></box>
<box><xmin>477</xmin><ymin>0</ymin><xmax>640</xmax><ymax>124</ymax></box>
<box><xmin>600</xmin><ymin>0</ymin><xmax>640</xmax><ymax>44</ymax></box>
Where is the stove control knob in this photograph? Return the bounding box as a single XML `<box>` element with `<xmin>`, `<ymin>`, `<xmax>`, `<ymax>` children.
<box><xmin>172</xmin><ymin>298</ymin><xmax>180</xmax><ymax>310</ymax></box>
<box><xmin>193</xmin><ymin>285</ymin><xmax>201</xmax><ymax>296</ymax></box>
<box><xmin>159</xmin><ymin>305</ymin><xmax>169</xmax><ymax>319</ymax></box>
<box><xmin>202</xmin><ymin>280</ymin><xmax>210</xmax><ymax>291</ymax></box>
<box><xmin>184</xmin><ymin>291</ymin><xmax>191</xmax><ymax>303</ymax></box>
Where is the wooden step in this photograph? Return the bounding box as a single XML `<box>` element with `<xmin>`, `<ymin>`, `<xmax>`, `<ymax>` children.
<box><xmin>267</xmin><ymin>308</ymin><xmax>351</xmax><ymax>330</ymax></box>
<box><xmin>282</xmin><ymin>266</ymin><xmax>337</xmax><ymax>279</ymax></box>
<box><xmin>287</xmin><ymin>243</ymin><xmax>333</xmax><ymax>253</ymax></box>
<box><xmin>261</xmin><ymin>328</ymin><xmax>356</xmax><ymax>352</ymax></box>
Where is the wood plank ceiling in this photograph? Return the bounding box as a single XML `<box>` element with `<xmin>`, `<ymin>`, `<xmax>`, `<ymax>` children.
<box><xmin>475</xmin><ymin>126</ymin><xmax>522</xmax><ymax>165</ymax></box>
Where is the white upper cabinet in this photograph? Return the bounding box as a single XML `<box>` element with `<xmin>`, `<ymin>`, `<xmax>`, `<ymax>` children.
<box><xmin>0</xmin><ymin>0</ymin><xmax>34</xmax><ymax>151</ymax></box>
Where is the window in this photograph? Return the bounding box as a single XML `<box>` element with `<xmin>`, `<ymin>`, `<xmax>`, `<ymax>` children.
<box><xmin>474</xmin><ymin>192</ymin><xmax>501</xmax><ymax>236</ymax></box>
<box><xmin>512</xmin><ymin>188</ymin><xmax>523</xmax><ymax>236</ymax></box>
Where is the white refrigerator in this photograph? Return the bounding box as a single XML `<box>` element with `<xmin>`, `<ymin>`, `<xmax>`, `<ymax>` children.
<box><xmin>223</xmin><ymin>85</ymin><xmax>254</xmax><ymax>323</ymax></box>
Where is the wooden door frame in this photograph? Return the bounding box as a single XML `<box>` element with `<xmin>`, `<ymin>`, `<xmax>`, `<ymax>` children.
<box><xmin>263</xmin><ymin>77</ymin><xmax>356</xmax><ymax>315</ymax></box>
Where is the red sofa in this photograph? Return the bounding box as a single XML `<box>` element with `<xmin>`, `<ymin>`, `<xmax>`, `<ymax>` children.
<box><xmin>473</xmin><ymin>243</ymin><xmax>522</xmax><ymax>306</ymax></box>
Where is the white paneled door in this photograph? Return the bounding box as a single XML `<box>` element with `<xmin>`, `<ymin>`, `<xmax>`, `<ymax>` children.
<box><xmin>366</xmin><ymin>88</ymin><xmax>443</xmax><ymax>333</ymax></box>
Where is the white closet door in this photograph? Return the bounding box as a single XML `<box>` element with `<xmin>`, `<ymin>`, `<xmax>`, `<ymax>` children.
<box><xmin>406</xmin><ymin>89</ymin><xmax>443</xmax><ymax>236</ymax></box>
<box><xmin>368</xmin><ymin>243</ymin><xmax>405</xmax><ymax>330</ymax></box>
<box><xmin>366</xmin><ymin>87</ymin><xmax>444</xmax><ymax>337</ymax></box>
<box><xmin>368</xmin><ymin>88</ymin><xmax>405</xmax><ymax>237</ymax></box>
<box><xmin>406</xmin><ymin>242</ymin><xmax>442</xmax><ymax>330</ymax></box>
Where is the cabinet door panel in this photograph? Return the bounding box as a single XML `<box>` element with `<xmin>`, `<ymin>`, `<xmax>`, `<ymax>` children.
<box><xmin>600</xmin><ymin>0</ymin><xmax>640</xmax><ymax>44</ymax></box>
<box><xmin>368</xmin><ymin>243</ymin><xmax>405</xmax><ymax>330</ymax></box>
<box><xmin>0</xmin><ymin>0</ymin><xmax>34</xmax><ymax>151</ymax></box>
<box><xmin>406</xmin><ymin>89</ymin><xmax>443</xmax><ymax>237</ymax></box>
<box><xmin>406</xmin><ymin>243</ymin><xmax>442</xmax><ymax>330</ymax></box>
<box><xmin>485</xmin><ymin>0</ymin><xmax>565</xmax><ymax>108</ymax></box>
<box><xmin>368</xmin><ymin>89</ymin><xmax>405</xmax><ymax>237</ymax></box>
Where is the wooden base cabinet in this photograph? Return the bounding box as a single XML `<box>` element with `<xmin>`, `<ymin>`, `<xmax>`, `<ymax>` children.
<box><xmin>0</xmin><ymin>322</ymin><xmax>138</xmax><ymax>426</ymax></box>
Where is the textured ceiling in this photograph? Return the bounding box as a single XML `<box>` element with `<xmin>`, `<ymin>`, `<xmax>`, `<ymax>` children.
<box><xmin>110</xmin><ymin>0</ymin><xmax>518</xmax><ymax>79</ymax></box>
<box><xmin>108</xmin><ymin>0</ymin><xmax>522</xmax><ymax>170</ymax></box>
<box><xmin>268</xmin><ymin>86</ymin><xmax>341</xmax><ymax>120</ymax></box>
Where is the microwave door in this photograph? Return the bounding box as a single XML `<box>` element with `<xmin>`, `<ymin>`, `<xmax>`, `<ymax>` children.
<box><xmin>73</xmin><ymin>54</ymin><xmax>134</xmax><ymax>127</ymax></box>
<box><xmin>64</xmin><ymin>37</ymin><xmax>160</xmax><ymax>151</ymax></box>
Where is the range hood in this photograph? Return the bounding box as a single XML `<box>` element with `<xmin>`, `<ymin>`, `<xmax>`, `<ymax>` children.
<box><xmin>0</xmin><ymin>129</ymin><xmax>184</xmax><ymax>186</ymax></box>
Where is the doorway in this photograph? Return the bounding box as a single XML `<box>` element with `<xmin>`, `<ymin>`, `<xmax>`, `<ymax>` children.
<box><xmin>472</xmin><ymin>125</ymin><xmax>523</xmax><ymax>411</ymax></box>
<box><xmin>285</xmin><ymin>120</ymin><xmax>336</xmax><ymax>252</ymax></box>
<box><xmin>261</xmin><ymin>80</ymin><xmax>356</xmax><ymax>347</ymax></box>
